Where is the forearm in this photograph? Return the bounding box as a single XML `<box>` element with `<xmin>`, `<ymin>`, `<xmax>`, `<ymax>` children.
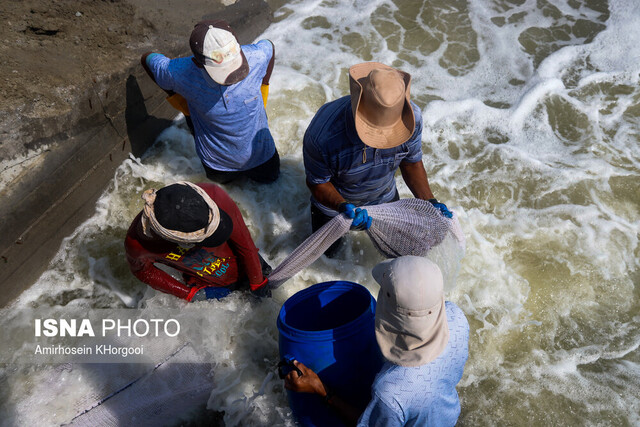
<box><xmin>307</xmin><ymin>180</ymin><xmax>346</xmax><ymax>211</ymax></box>
<box><xmin>304</xmin><ymin>381</ymin><xmax>361</xmax><ymax>425</ymax></box>
<box><xmin>130</xmin><ymin>260</ymin><xmax>192</xmax><ymax>300</ymax></box>
<box><xmin>400</xmin><ymin>160</ymin><xmax>434</xmax><ymax>201</ymax></box>
<box><xmin>236</xmin><ymin>247</ymin><xmax>264</xmax><ymax>286</ymax></box>
<box><xmin>285</xmin><ymin>362</ymin><xmax>361</xmax><ymax>426</ymax></box>
<box><xmin>140</xmin><ymin>52</ymin><xmax>175</xmax><ymax>96</ymax></box>
<box><xmin>323</xmin><ymin>391</ymin><xmax>362</xmax><ymax>426</ymax></box>
<box><xmin>262</xmin><ymin>41</ymin><xmax>275</xmax><ymax>85</ymax></box>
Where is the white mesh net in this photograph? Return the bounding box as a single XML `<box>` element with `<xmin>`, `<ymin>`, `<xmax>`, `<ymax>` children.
<box><xmin>269</xmin><ymin>199</ymin><xmax>465</xmax><ymax>291</ymax></box>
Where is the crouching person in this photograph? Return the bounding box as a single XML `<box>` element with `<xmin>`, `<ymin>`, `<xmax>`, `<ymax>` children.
<box><xmin>125</xmin><ymin>181</ymin><xmax>270</xmax><ymax>301</ymax></box>
<box><xmin>284</xmin><ymin>256</ymin><xmax>469</xmax><ymax>426</ymax></box>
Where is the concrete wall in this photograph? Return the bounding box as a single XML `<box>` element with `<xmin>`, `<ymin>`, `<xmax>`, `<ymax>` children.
<box><xmin>0</xmin><ymin>0</ymin><xmax>273</xmax><ymax>307</ymax></box>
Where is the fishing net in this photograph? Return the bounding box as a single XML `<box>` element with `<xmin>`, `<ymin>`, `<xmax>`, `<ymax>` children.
<box><xmin>268</xmin><ymin>199</ymin><xmax>465</xmax><ymax>290</ymax></box>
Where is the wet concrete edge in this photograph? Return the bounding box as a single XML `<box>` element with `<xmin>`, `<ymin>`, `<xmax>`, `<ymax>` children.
<box><xmin>0</xmin><ymin>0</ymin><xmax>273</xmax><ymax>307</ymax></box>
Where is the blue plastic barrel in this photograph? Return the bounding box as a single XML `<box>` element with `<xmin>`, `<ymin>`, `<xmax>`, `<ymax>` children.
<box><xmin>277</xmin><ymin>281</ymin><xmax>383</xmax><ymax>426</ymax></box>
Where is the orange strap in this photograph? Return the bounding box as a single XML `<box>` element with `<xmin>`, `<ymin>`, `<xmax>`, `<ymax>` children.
<box><xmin>260</xmin><ymin>84</ymin><xmax>269</xmax><ymax>108</ymax></box>
<box><xmin>166</xmin><ymin>93</ymin><xmax>190</xmax><ymax>116</ymax></box>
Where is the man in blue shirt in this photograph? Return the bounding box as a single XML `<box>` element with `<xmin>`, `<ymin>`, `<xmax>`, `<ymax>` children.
<box><xmin>303</xmin><ymin>62</ymin><xmax>451</xmax><ymax>256</ymax></box>
<box><xmin>284</xmin><ymin>256</ymin><xmax>469</xmax><ymax>426</ymax></box>
<box><xmin>141</xmin><ymin>20</ymin><xmax>279</xmax><ymax>184</ymax></box>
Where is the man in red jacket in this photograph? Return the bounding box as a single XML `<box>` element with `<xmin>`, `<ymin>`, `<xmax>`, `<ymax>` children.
<box><xmin>125</xmin><ymin>181</ymin><xmax>270</xmax><ymax>301</ymax></box>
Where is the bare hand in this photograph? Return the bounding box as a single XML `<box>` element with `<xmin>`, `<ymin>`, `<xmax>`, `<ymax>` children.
<box><xmin>283</xmin><ymin>360</ymin><xmax>327</xmax><ymax>396</ymax></box>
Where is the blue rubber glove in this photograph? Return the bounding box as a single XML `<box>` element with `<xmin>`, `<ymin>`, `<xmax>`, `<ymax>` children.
<box><xmin>338</xmin><ymin>202</ymin><xmax>356</xmax><ymax>219</ymax></box>
<box><xmin>192</xmin><ymin>286</ymin><xmax>232</xmax><ymax>301</ymax></box>
<box><xmin>339</xmin><ymin>203</ymin><xmax>372</xmax><ymax>230</ymax></box>
<box><xmin>352</xmin><ymin>208</ymin><xmax>372</xmax><ymax>230</ymax></box>
<box><xmin>429</xmin><ymin>199</ymin><xmax>453</xmax><ymax>219</ymax></box>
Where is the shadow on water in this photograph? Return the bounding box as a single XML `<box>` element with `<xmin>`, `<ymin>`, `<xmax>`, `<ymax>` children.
<box><xmin>0</xmin><ymin>312</ymin><xmax>220</xmax><ymax>426</ymax></box>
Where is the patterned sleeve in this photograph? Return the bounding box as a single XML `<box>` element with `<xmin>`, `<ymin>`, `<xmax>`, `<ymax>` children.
<box><xmin>259</xmin><ymin>40</ymin><xmax>275</xmax><ymax>85</ymax></box>
<box><xmin>256</xmin><ymin>39</ymin><xmax>274</xmax><ymax>63</ymax></box>
<box><xmin>243</xmin><ymin>40</ymin><xmax>273</xmax><ymax>81</ymax></box>
<box><xmin>357</xmin><ymin>393</ymin><xmax>404</xmax><ymax>427</ymax></box>
<box><xmin>146</xmin><ymin>53</ymin><xmax>175</xmax><ymax>92</ymax></box>
<box><xmin>402</xmin><ymin>101</ymin><xmax>424</xmax><ymax>164</ymax></box>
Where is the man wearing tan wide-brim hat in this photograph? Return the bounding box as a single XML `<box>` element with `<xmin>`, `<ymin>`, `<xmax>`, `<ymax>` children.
<box><xmin>303</xmin><ymin>62</ymin><xmax>453</xmax><ymax>257</ymax></box>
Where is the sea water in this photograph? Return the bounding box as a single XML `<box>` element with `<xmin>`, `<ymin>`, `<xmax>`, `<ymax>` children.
<box><xmin>1</xmin><ymin>0</ymin><xmax>639</xmax><ymax>425</ymax></box>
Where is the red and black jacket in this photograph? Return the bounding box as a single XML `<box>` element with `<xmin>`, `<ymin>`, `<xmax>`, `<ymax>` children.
<box><xmin>124</xmin><ymin>183</ymin><xmax>264</xmax><ymax>301</ymax></box>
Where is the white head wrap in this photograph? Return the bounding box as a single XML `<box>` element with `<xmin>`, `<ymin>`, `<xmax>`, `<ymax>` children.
<box><xmin>140</xmin><ymin>181</ymin><xmax>221</xmax><ymax>244</ymax></box>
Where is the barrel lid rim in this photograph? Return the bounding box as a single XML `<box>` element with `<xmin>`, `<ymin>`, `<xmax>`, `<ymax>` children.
<box><xmin>277</xmin><ymin>281</ymin><xmax>375</xmax><ymax>339</ymax></box>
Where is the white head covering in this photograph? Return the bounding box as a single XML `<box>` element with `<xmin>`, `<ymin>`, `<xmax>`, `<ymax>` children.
<box><xmin>140</xmin><ymin>181</ymin><xmax>221</xmax><ymax>244</ymax></box>
<box><xmin>372</xmin><ymin>256</ymin><xmax>449</xmax><ymax>367</ymax></box>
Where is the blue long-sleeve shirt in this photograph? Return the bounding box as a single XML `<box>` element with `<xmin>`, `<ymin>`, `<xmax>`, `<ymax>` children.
<box><xmin>358</xmin><ymin>302</ymin><xmax>470</xmax><ymax>427</ymax></box>
<box><xmin>147</xmin><ymin>40</ymin><xmax>275</xmax><ymax>171</ymax></box>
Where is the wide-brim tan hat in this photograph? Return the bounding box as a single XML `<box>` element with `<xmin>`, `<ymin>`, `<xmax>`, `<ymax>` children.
<box><xmin>349</xmin><ymin>62</ymin><xmax>414</xmax><ymax>149</ymax></box>
<box><xmin>372</xmin><ymin>256</ymin><xmax>449</xmax><ymax>367</ymax></box>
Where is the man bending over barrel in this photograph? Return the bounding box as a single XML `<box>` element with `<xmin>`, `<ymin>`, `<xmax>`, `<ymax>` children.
<box><xmin>284</xmin><ymin>256</ymin><xmax>469</xmax><ymax>426</ymax></box>
<box><xmin>125</xmin><ymin>181</ymin><xmax>270</xmax><ymax>301</ymax></box>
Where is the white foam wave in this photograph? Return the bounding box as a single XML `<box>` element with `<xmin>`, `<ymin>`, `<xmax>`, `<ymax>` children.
<box><xmin>3</xmin><ymin>0</ymin><xmax>640</xmax><ymax>425</ymax></box>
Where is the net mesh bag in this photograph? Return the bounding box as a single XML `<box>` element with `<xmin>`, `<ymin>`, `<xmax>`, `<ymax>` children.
<box><xmin>269</xmin><ymin>199</ymin><xmax>465</xmax><ymax>290</ymax></box>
